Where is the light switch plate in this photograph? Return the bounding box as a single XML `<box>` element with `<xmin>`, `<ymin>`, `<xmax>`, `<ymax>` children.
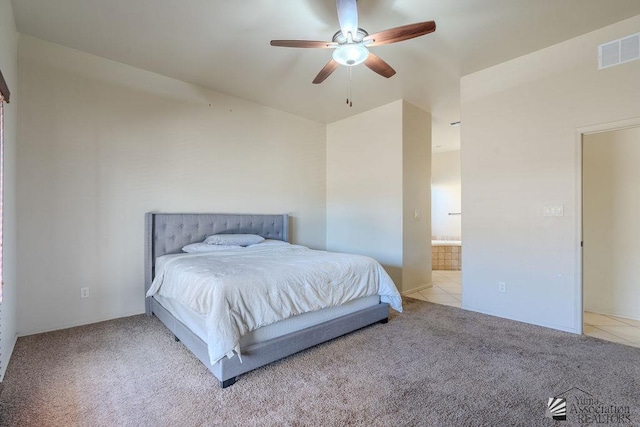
<box><xmin>543</xmin><ymin>205</ymin><xmax>564</xmax><ymax>217</ymax></box>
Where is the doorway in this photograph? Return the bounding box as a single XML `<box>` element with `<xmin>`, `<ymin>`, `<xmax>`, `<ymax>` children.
<box><xmin>407</xmin><ymin>149</ymin><xmax>462</xmax><ymax>307</ymax></box>
<box><xmin>582</xmin><ymin>126</ymin><xmax>640</xmax><ymax>347</ymax></box>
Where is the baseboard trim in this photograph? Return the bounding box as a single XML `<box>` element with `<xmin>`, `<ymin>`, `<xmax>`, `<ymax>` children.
<box><xmin>0</xmin><ymin>333</ymin><xmax>18</xmax><ymax>383</ymax></box>
<box><xmin>17</xmin><ymin>310</ymin><xmax>145</xmax><ymax>338</ymax></box>
<box><xmin>401</xmin><ymin>283</ymin><xmax>433</xmax><ymax>295</ymax></box>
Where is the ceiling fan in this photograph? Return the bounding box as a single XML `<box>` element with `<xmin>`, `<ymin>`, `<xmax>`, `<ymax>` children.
<box><xmin>270</xmin><ymin>0</ymin><xmax>436</xmax><ymax>84</ymax></box>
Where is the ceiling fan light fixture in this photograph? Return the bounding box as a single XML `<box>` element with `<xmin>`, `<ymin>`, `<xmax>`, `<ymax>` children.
<box><xmin>332</xmin><ymin>44</ymin><xmax>369</xmax><ymax>66</ymax></box>
<box><xmin>270</xmin><ymin>0</ymin><xmax>436</xmax><ymax>84</ymax></box>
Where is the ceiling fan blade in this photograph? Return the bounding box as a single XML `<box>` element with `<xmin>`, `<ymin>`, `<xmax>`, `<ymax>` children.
<box><xmin>271</xmin><ymin>40</ymin><xmax>337</xmax><ymax>49</ymax></box>
<box><xmin>363</xmin><ymin>21</ymin><xmax>436</xmax><ymax>47</ymax></box>
<box><xmin>313</xmin><ymin>59</ymin><xmax>339</xmax><ymax>84</ymax></box>
<box><xmin>364</xmin><ymin>53</ymin><xmax>396</xmax><ymax>78</ymax></box>
<box><xmin>336</xmin><ymin>0</ymin><xmax>358</xmax><ymax>39</ymax></box>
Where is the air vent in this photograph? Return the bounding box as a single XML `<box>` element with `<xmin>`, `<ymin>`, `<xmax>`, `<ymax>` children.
<box><xmin>599</xmin><ymin>33</ymin><xmax>640</xmax><ymax>69</ymax></box>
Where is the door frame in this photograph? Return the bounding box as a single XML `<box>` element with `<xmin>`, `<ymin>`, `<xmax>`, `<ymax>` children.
<box><xmin>574</xmin><ymin>116</ymin><xmax>640</xmax><ymax>334</ymax></box>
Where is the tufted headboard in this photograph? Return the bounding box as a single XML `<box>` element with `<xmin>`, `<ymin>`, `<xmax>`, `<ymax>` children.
<box><xmin>144</xmin><ymin>212</ymin><xmax>289</xmax><ymax>315</ymax></box>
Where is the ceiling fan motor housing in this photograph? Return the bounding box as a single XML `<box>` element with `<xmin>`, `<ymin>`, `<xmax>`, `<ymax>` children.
<box><xmin>332</xmin><ymin>28</ymin><xmax>369</xmax><ymax>44</ymax></box>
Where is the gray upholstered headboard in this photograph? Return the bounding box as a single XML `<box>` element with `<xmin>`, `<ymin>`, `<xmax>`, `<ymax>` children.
<box><xmin>144</xmin><ymin>212</ymin><xmax>289</xmax><ymax>315</ymax></box>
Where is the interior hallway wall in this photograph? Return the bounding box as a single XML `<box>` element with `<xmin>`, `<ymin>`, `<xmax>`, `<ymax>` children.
<box><xmin>326</xmin><ymin>100</ymin><xmax>432</xmax><ymax>293</ymax></box>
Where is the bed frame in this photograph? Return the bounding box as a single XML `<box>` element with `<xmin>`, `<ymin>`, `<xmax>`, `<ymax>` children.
<box><xmin>145</xmin><ymin>212</ymin><xmax>390</xmax><ymax>388</ymax></box>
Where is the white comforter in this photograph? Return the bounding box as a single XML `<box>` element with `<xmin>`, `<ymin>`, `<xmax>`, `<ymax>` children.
<box><xmin>147</xmin><ymin>244</ymin><xmax>402</xmax><ymax>365</ymax></box>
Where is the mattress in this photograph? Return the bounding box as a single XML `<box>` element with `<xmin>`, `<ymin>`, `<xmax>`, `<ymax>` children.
<box><xmin>153</xmin><ymin>293</ymin><xmax>381</xmax><ymax>348</ymax></box>
<box><xmin>150</xmin><ymin>244</ymin><xmax>402</xmax><ymax>364</ymax></box>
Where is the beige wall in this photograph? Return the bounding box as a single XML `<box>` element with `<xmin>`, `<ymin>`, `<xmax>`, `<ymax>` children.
<box><xmin>583</xmin><ymin>127</ymin><xmax>640</xmax><ymax>320</ymax></box>
<box><xmin>461</xmin><ymin>15</ymin><xmax>640</xmax><ymax>332</ymax></box>
<box><xmin>431</xmin><ymin>150</ymin><xmax>461</xmax><ymax>239</ymax></box>
<box><xmin>17</xmin><ymin>36</ymin><xmax>327</xmax><ymax>336</ymax></box>
<box><xmin>402</xmin><ymin>101</ymin><xmax>432</xmax><ymax>290</ymax></box>
<box><xmin>326</xmin><ymin>101</ymin><xmax>404</xmax><ymax>284</ymax></box>
<box><xmin>0</xmin><ymin>0</ymin><xmax>18</xmax><ymax>380</ymax></box>
<box><xmin>326</xmin><ymin>100</ymin><xmax>431</xmax><ymax>292</ymax></box>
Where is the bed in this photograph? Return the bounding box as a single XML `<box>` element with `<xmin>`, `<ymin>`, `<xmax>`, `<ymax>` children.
<box><xmin>144</xmin><ymin>212</ymin><xmax>400</xmax><ymax>388</ymax></box>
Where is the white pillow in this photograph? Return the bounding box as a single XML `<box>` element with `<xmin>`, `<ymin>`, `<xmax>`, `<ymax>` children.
<box><xmin>182</xmin><ymin>243</ymin><xmax>242</xmax><ymax>253</ymax></box>
<box><xmin>204</xmin><ymin>234</ymin><xmax>265</xmax><ymax>246</ymax></box>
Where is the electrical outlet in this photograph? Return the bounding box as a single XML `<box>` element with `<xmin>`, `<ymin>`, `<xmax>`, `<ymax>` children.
<box><xmin>80</xmin><ymin>287</ymin><xmax>90</xmax><ymax>299</ymax></box>
<box><xmin>498</xmin><ymin>282</ymin><xmax>506</xmax><ymax>293</ymax></box>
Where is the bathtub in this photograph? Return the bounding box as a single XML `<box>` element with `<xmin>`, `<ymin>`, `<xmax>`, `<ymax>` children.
<box><xmin>432</xmin><ymin>240</ymin><xmax>462</xmax><ymax>246</ymax></box>
<box><xmin>432</xmin><ymin>240</ymin><xmax>461</xmax><ymax>270</ymax></box>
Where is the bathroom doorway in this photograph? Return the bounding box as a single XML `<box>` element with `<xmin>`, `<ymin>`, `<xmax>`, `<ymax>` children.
<box><xmin>408</xmin><ymin>149</ymin><xmax>462</xmax><ymax>307</ymax></box>
<box><xmin>430</xmin><ymin>149</ymin><xmax>462</xmax><ymax>264</ymax></box>
<box><xmin>582</xmin><ymin>125</ymin><xmax>640</xmax><ymax>347</ymax></box>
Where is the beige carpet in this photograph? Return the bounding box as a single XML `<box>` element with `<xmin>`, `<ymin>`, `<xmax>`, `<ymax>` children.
<box><xmin>1</xmin><ymin>297</ymin><xmax>639</xmax><ymax>426</ymax></box>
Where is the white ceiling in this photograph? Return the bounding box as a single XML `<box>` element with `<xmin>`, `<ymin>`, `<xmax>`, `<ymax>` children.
<box><xmin>11</xmin><ymin>0</ymin><xmax>640</xmax><ymax>152</ymax></box>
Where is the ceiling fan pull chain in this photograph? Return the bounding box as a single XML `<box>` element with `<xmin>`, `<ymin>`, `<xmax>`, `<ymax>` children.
<box><xmin>347</xmin><ymin>67</ymin><xmax>353</xmax><ymax>107</ymax></box>
<box><xmin>346</xmin><ymin>67</ymin><xmax>349</xmax><ymax>105</ymax></box>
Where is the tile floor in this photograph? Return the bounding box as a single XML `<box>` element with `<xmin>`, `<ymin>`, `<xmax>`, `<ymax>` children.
<box><xmin>406</xmin><ymin>270</ymin><xmax>640</xmax><ymax>349</ymax></box>
<box><xmin>406</xmin><ymin>270</ymin><xmax>462</xmax><ymax>308</ymax></box>
<box><xmin>583</xmin><ymin>311</ymin><xmax>640</xmax><ymax>348</ymax></box>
